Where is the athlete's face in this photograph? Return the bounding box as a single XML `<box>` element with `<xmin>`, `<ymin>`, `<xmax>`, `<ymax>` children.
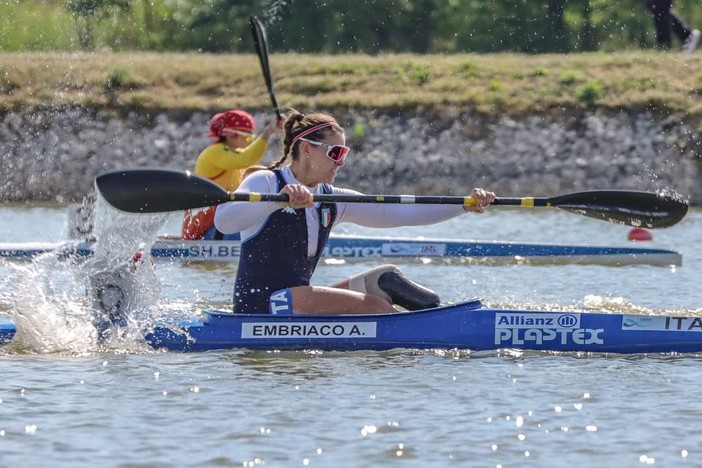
<box><xmin>302</xmin><ymin>132</ymin><xmax>348</xmax><ymax>185</ymax></box>
<box><xmin>224</xmin><ymin>130</ymin><xmax>254</xmax><ymax>149</ymax></box>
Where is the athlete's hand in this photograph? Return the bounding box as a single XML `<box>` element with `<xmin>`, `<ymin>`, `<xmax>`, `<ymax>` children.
<box><xmin>261</xmin><ymin>118</ymin><xmax>284</xmax><ymax>140</ymax></box>
<box><xmin>280</xmin><ymin>184</ymin><xmax>314</xmax><ymax>209</ymax></box>
<box><xmin>464</xmin><ymin>188</ymin><xmax>495</xmax><ymax>213</ymax></box>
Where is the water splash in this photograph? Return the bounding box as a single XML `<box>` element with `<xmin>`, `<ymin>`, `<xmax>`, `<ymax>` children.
<box><xmin>1</xmin><ymin>194</ymin><xmax>172</xmax><ymax>355</ymax></box>
<box><xmin>3</xmin><ymin>257</ymin><xmax>97</xmax><ymax>355</ymax></box>
<box><xmin>260</xmin><ymin>0</ymin><xmax>289</xmax><ymax>25</ymax></box>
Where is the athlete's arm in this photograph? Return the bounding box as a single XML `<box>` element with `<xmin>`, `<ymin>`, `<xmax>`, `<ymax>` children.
<box><xmin>214</xmin><ymin>170</ymin><xmax>281</xmax><ymax>234</ymax></box>
<box><xmin>333</xmin><ymin>187</ymin><xmax>467</xmax><ymax>227</ymax></box>
<box><xmin>199</xmin><ymin>138</ymin><xmax>269</xmax><ymax>174</ymax></box>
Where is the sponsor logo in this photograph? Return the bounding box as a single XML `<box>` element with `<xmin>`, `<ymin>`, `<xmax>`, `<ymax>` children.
<box><xmin>623</xmin><ymin>315</ymin><xmax>702</xmax><ymax>332</ymax></box>
<box><xmin>322</xmin><ymin>246</ymin><xmax>382</xmax><ymax>258</ymax></box>
<box><xmin>495</xmin><ymin>313</ymin><xmax>604</xmax><ymax>346</ymax></box>
<box><xmin>496</xmin><ymin>313</ymin><xmax>579</xmax><ymax>328</ymax></box>
<box><xmin>321</xmin><ymin>242</ymin><xmax>447</xmax><ymax>258</ymax></box>
<box><xmin>186</xmin><ymin>244</ymin><xmax>241</xmax><ymax>258</ymax></box>
<box><xmin>241</xmin><ymin>322</ymin><xmax>377</xmax><ymax>339</ymax></box>
<box><xmin>382</xmin><ymin>242</ymin><xmax>447</xmax><ymax>257</ymax></box>
<box><xmin>622</xmin><ymin>316</ymin><xmax>656</xmax><ymax>329</ymax></box>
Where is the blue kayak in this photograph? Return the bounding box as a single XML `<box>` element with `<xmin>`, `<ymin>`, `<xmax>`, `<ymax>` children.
<box><xmin>4</xmin><ymin>300</ymin><xmax>701</xmax><ymax>354</ymax></box>
<box><xmin>0</xmin><ymin>318</ymin><xmax>16</xmax><ymax>346</ymax></box>
<box><xmin>143</xmin><ymin>300</ymin><xmax>702</xmax><ymax>354</ymax></box>
<box><xmin>0</xmin><ymin>235</ymin><xmax>683</xmax><ymax>266</ymax></box>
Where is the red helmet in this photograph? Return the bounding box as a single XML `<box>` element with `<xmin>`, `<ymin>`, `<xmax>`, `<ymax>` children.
<box><xmin>207</xmin><ymin>110</ymin><xmax>256</xmax><ymax>137</ymax></box>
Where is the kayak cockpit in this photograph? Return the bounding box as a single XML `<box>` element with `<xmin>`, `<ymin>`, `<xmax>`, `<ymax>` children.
<box><xmin>201</xmin><ymin>298</ymin><xmax>485</xmax><ymax>323</ymax></box>
<box><xmin>144</xmin><ymin>299</ymin><xmax>487</xmax><ymax>351</ymax></box>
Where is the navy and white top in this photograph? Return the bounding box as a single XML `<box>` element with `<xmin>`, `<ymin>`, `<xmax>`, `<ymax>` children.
<box><xmin>215</xmin><ymin>165</ymin><xmax>467</xmax><ymax>313</ymax></box>
<box><xmin>231</xmin><ymin>170</ymin><xmax>337</xmax><ymax>312</ymax></box>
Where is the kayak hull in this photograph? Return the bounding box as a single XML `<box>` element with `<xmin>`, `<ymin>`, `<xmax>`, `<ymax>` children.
<box><xmin>0</xmin><ymin>235</ymin><xmax>682</xmax><ymax>266</ymax></box>
<box><xmin>143</xmin><ymin>300</ymin><xmax>702</xmax><ymax>354</ymax></box>
<box><xmin>4</xmin><ymin>300</ymin><xmax>700</xmax><ymax>354</ymax></box>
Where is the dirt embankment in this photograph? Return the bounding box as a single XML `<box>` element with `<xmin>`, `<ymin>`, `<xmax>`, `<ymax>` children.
<box><xmin>1</xmin><ymin>107</ymin><xmax>700</xmax><ymax>205</ymax></box>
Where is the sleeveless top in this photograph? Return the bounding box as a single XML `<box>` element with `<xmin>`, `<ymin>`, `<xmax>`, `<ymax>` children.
<box><xmin>233</xmin><ymin>170</ymin><xmax>338</xmax><ymax>313</ymax></box>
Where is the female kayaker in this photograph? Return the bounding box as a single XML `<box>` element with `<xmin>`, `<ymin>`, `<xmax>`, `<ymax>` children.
<box><xmin>182</xmin><ymin>109</ymin><xmax>283</xmax><ymax>240</ymax></box>
<box><xmin>214</xmin><ymin>110</ymin><xmax>495</xmax><ymax>315</ymax></box>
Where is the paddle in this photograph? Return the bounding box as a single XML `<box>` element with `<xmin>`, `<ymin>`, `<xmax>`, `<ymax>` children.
<box><xmin>95</xmin><ymin>168</ymin><xmax>688</xmax><ymax>229</ymax></box>
<box><xmin>250</xmin><ymin>16</ymin><xmax>281</xmax><ymax>120</ymax></box>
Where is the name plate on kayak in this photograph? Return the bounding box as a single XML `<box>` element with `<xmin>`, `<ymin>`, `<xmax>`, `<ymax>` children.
<box><xmin>622</xmin><ymin>315</ymin><xmax>702</xmax><ymax>332</ymax></box>
<box><xmin>381</xmin><ymin>242</ymin><xmax>447</xmax><ymax>257</ymax></box>
<box><xmin>241</xmin><ymin>322</ymin><xmax>378</xmax><ymax>339</ymax></box>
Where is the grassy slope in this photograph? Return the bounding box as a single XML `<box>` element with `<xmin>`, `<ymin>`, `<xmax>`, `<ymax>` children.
<box><xmin>1</xmin><ymin>51</ymin><xmax>702</xmax><ymax>127</ymax></box>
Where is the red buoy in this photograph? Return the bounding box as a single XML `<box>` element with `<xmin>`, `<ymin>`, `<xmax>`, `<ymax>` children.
<box><xmin>628</xmin><ymin>227</ymin><xmax>652</xmax><ymax>241</ymax></box>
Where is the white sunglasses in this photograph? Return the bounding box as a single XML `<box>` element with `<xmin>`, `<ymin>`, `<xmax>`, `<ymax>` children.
<box><xmin>299</xmin><ymin>138</ymin><xmax>351</xmax><ymax>163</ymax></box>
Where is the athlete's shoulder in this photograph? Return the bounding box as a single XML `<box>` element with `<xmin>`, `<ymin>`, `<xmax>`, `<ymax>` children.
<box><xmin>245</xmin><ymin>168</ymin><xmax>276</xmax><ymax>181</ymax></box>
<box><xmin>240</xmin><ymin>168</ymin><xmax>277</xmax><ymax>192</ymax></box>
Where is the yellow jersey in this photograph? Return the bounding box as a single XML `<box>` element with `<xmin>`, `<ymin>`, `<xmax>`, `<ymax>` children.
<box><xmin>194</xmin><ymin>137</ymin><xmax>268</xmax><ymax>191</ymax></box>
<box><xmin>183</xmin><ymin>137</ymin><xmax>269</xmax><ymax>239</ymax></box>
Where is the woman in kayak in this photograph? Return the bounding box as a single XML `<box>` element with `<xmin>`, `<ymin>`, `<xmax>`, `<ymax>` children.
<box><xmin>214</xmin><ymin>110</ymin><xmax>495</xmax><ymax>315</ymax></box>
<box><xmin>182</xmin><ymin>109</ymin><xmax>283</xmax><ymax>240</ymax></box>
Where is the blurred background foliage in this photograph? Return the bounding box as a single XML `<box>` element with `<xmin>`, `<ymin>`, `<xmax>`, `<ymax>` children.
<box><xmin>1</xmin><ymin>0</ymin><xmax>699</xmax><ymax>53</ymax></box>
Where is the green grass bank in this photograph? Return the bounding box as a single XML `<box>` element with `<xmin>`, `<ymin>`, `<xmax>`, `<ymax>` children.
<box><xmin>2</xmin><ymin>51</ymin><xmax>702</xmax><ymax>129</ymax></box>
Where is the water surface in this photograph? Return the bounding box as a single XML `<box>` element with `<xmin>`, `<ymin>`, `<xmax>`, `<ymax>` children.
<box><xmin>0</xmin><ymin>204</ymin><xmax>700</xmax><ymax>467</ymax></box>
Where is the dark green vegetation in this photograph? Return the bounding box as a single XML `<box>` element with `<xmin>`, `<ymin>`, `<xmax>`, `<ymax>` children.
<box><xmin>2</xmin><ymin>0</ymin><xmax>701</xmax><ymax>54</ymax></box>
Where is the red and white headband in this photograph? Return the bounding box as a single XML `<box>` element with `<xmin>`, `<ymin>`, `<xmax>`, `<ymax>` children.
<box><xmin>290</xmin><ymin>121</ymin><xmax>339</xmax><ymax>146</ymax></box>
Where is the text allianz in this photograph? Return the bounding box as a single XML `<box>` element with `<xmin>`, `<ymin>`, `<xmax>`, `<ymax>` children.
<box><xmin>495</xmin><ymin>313</ymin><xmax>604</xmax><ymax>346</ymax></box>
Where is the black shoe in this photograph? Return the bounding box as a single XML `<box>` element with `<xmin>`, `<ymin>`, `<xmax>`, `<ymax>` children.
<box><xmin>377</xmin><ymin>271</ymin><xmax>440</xmax><ymax>311</ymax></box>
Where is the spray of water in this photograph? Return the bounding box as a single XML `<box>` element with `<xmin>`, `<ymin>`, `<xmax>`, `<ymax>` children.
<box><xmin>260</xmin><ymin>0</ymin><xmax>289</xmax><ymax>25</ymax></box>
<box><xmin>3</xmin><ymin>256</ymin><xmax>97</xmax><ymax>355</ymax></box>
<box><xmin>1</xmin><ymin>193</ymin><xmax>172</xmax><ymax>355</ymax></box>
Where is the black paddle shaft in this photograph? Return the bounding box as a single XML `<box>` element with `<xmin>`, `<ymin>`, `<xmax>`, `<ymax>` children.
<box><xmin>250</xmin><ymin>16</ymin><xmax>281</xmax><ymax>119</ymax></box>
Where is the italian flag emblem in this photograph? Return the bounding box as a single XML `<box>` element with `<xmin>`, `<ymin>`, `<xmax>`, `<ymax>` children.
<box><xmin>321</xmin><ymin>208</ymin><xmax>332</xmax><ymax>228</ymax></box>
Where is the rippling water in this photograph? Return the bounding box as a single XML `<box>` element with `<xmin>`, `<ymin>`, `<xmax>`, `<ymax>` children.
<box><xmin>1</xmin><ymin>203</ymin><xmax>701</xmax><ymax>466</ymax></box>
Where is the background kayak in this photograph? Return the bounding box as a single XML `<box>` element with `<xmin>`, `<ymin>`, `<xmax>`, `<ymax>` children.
<box><xmin>0</xmin><ymin>234</ymin><xmax>683</xmax><ymax>266</ymax></box>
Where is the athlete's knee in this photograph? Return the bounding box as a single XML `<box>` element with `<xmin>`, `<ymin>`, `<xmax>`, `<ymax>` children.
<box><xmin>364</xmin><ymin>293</ymin><xmax>394</xmax><ymax>312</ymax></box>
<box><xmin>347</xmin><ymin>264</ymin><xmax>441</xmax><ymax>311</ymax></box>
